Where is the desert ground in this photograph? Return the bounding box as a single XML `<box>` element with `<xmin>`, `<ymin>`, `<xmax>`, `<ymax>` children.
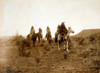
<box><xmin>0</xmin><ymin>29</ymin><xmax>100</xmax><ymax>73</ymax></box>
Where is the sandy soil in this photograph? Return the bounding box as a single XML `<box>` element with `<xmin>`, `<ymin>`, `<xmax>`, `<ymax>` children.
<box><xmin>0</xmin><ymin>29</ymin><xmax>100</xmax><ymax>73</ymax></box>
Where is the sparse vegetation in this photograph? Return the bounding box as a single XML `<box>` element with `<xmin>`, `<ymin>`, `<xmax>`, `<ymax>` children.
<box><xmin>0</xmin><ymin>29</ymin><xmax>100</xmax><ymax>73</ymax></box>
<box><xmin>11</xmin><ymin>34</ymin><xmax>31</xmax><ymax>57</ymax></box>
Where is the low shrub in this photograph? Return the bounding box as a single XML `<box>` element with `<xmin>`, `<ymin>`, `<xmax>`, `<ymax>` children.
<box><xmin>11</xmin><ymin>34</ymin><xmax>31</xmax><ymax>57</ymax></box>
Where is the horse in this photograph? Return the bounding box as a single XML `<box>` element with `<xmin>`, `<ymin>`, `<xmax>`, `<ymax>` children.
<box><xmin>57</xmin><ymin>27</ymin><xmax>74</xmax><ymax>52</ymax></box>
<box><xmin>31</xmin><ymin>31</ymin><xmax>42</xmax><ymax>47</ymax></box>
<box><xmin>27</xmin><ymin>27</ymin><xmax>43</xmax><ymax>47</ymax></box>
<box><xmin>27</xmin><ymin>32</ymin><xmax>38</xmax><ymax>47</ymax></box>
<box><xmin>31</xmin><ymin>33</ymin><xmax>38</xmax><ymax>47</ymax></box>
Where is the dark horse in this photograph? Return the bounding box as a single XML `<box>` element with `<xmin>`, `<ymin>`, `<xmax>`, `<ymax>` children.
<box><xmin>32</xmin><ymin>33</ymin><xmax>42</xmax><ymax>46</ymax></box>
<box><xmin>27</xmin><ymin>33</ymin><xmax>42</xmax><ymax>47</ymax></box>
<box><xmin>27</xmin><ymin>28</ymin><xmax>42</xmax><ymax>47</ymax></box>
<box><xmin>31</xmin><ymin>33</ymin><xmax>38</xmax><ymax>47</ymax></box>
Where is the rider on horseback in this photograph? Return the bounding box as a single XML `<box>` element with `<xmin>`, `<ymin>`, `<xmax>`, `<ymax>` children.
<box><xmin>57</xmin><ymin>22</ymin><xmax>68</xmax><ymax>44</ymax></box>
<box><xmin>38</xmin><ymin>28</ymin><xmax>43</xmax><ymax>41</ymax></box>
<box><xmin>59</xmin><ymin>22</ymin><xmax>67</xmax><ymax>35</ymax></box>
<box><xmin>45</xmin><ymin>26</ymin><xmax>52</xmax><ymax>44</ymax></box>
<box><xmin>29</xmin><ymin>26</ymin><xmax>35</xmax><ymax>40</ymax></box>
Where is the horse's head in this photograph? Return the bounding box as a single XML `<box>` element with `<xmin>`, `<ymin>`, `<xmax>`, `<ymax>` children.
<box><xmin>68</xmin><ymin>27</ymin><xmax>74</xmax><ymax>33</ymax></box>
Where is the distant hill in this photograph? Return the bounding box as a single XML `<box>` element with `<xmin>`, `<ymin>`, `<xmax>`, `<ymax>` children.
<box><xmin>73</xmin><ymin>29</ymin><xmax>100</xmax><ymax>38</ymax></box>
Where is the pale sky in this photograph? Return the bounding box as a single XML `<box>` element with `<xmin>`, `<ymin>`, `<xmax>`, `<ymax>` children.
<box><xmin>0</xmin><ymin>0</ymin><xmax>100</xmax><ymax>37</ymax></box>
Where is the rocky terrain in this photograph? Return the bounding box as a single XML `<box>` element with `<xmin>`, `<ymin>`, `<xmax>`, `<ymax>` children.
<box><xmin>0</xmin><ymin>29</ymin><xmax>100</xmax><ymax>73</ymax></box>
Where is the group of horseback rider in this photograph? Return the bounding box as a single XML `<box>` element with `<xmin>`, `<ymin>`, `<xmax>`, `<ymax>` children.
<box><xmin>27</xmin><ymin>22</ymin><xmax>74</xmax><ymax>52</ymax></box>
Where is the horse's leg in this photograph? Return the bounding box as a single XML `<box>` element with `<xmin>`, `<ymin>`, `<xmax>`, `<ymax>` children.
<box><xmin>34</xmin><ymin>40</ymin><xmax>36</xmax><ymax>47</ymax></box>
<box><xmin>48</xmin><ymin>38</ymin><xmax>51</xmax><ymax>44</ymax></box>
<box><xmin>58</xmin><ymin>41</ymin><xmax>60</xmax><ymax>50</ymax></box>
<box><xmin>38</xmin><ymin>38</ymin><xmax>40</xmax><ymax>43</ymax></box>
<box><xmin>64</xmin><ymin>44</ymin><xmax>66</xmax><ymax>50</ymax></box>
<box><xmin>66</xmin><ymin>41</ymin><xmax>69</xmax><ymax>52</ymax></box>
<box><xmin>38</xmin><ymin>35</ymin><xmax>41</xmax><ymax>42</ymax></box>
<box><xmin>55</xmin><ymin>38</ymin><xmax>56</xmax><ymax>43</ymax></box>
<box><xmin>33</xmin><ymin>40</ymin><xmax>35</xmax><ymax>47</ymax></box>
<box><xmin>55</xmin><ymin>37</ymin><xmax>57</xmax><ymax>44</ymax></box>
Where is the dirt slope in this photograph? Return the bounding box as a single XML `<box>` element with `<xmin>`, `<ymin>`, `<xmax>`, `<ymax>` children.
<box><xmin>0</xmin><ymin>29</ymin><xmax>100</xmax><ymax>73</ymax></box>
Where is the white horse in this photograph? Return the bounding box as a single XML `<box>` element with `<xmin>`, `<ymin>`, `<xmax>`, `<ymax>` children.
<box><xmin>58</xmin><ymin>27</ymin><xmax>74</xmax><ymax>52</ymax></box>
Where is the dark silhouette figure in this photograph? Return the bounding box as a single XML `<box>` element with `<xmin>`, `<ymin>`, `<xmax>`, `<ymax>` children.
<box><xmin>37</xmin><ymin>28</ymin><xmax>43</xmax><ymax>42</ymax></box>
<box><xmin>45</xmin><ymin>26</ymin><xmax>52</xmax><ymax>44</ymax></box>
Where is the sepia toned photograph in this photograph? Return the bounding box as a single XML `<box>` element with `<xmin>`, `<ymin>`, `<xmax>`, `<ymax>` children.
<box><xmin>0</xmin><ymin>0</ymin><xmax>100</xmax><ymax>73</ymax></box>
